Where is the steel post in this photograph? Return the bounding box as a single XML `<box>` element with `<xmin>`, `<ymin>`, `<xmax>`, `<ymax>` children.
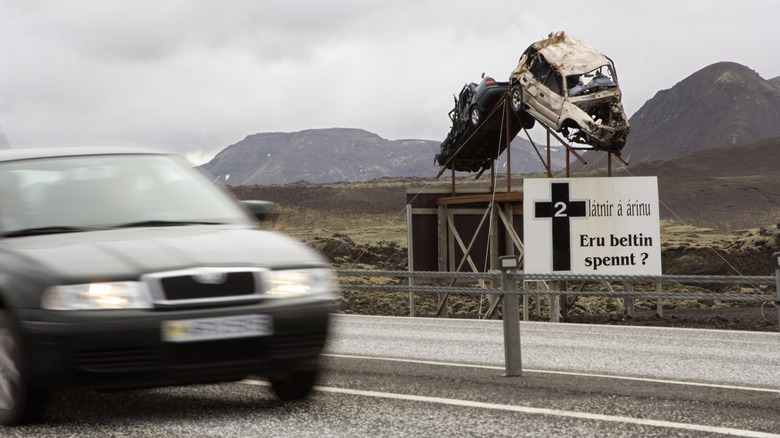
<box><xmin>774</xmin><ymin>252</ymin><xmax>780</xmax><ymax>333</ymax></box>
<box><xmin>500</xmin><ymin>256</ymin><xmax>522</xmax><ymax>376</ymax></box>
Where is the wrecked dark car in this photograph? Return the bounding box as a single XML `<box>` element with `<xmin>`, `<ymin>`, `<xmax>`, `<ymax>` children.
<box><xmin>436</xmin><ymin>75</ymin><xmax>534</xmax><ymax>171</ymax></box>
<box><xmin>458</xmin><ymin>75</ymin><xmax>511</xmax><ymax>128</ymax></box>
<box><xmin>509</xmin><ymin>31</ymin><xmax>629</xmax><ymax>152</ymax></box>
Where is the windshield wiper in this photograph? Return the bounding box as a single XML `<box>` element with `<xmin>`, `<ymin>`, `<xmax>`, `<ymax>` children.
<box><xmin>112</xmin><ymin>220</ymin><xmax>226</xmax><ymax>229</ymax></box>
<box><xmin>1</xmin><ymin>226</ymin><xmax>97</xmax><ymax>238</ymax></box>
<box><xmin>1</xmin><ymin>221</ymin><xmax>227</xmax><ymax>237</ymax></box>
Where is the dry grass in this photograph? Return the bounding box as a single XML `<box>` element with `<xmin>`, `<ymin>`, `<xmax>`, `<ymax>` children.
<box><xmin>270</xmin><ymin>206</ymin><xmax>407</xmax><ymax>245</ymax></box>
<box><xmin>273</xmin><ymin>204</ymin><xmax>776</xmax><ymax>251</ymax></box>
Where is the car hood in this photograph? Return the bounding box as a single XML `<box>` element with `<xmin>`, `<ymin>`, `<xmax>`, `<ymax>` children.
<box><xmin>532</xmin><ymin>31</ymin><xmax>612</xmax><ymax>77</ymax></box>
<box><xmin>1</xmin><ymin>225</ymin><xmax>327</xmax><ymax>283</ymax></box>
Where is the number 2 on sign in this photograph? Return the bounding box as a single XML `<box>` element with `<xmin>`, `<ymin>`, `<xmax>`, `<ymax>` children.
<box><xmin>554</xmin><ymin>201</ymin><xmax>567</xmax><ymax>217</ymax></box>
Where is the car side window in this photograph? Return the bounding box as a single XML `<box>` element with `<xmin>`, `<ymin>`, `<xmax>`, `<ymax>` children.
<box><xmin>530</xmin><ymin>54</ymin><xmax>563</xmax><ymax>96</ymax></box>
<box><xmin>529</xmin><ymin>54</ymin><xmax>544</xmax><ymax>81</ymax></box>
<box><xmin>544</xmin><ymin>70</ymin><xmax>563</xmax><ymax>95</ymax></box>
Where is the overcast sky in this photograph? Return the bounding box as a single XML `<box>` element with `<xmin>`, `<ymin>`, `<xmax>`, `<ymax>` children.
<box><xmin>2</xmin><ymin>0</ymin><xmax>779</xmax><ymax>164</ymax></box>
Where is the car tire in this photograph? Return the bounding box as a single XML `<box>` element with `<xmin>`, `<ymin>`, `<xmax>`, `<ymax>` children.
<box><xmin>470</xmin><ymin>106</ymin><xmax>481</xmax><ymax>127</ymax></box>
<box><xmin>511</xmin><ymin>85</ymin><xmax>536</xmax><ymax>129</ymax></box>
<box><xmin>0</xmin><ymin>311</ymin><xmax>44</xmax><ymax>426</ymax></box>
<box><xmin>510</xmin><ymin>85</ymin><xmax>524</xmax><ymax>113</ymax></box>
<box><xmin>269</xmin><ymin>368</ymin><xmax>318</xmax><ymax>401</ymax></box>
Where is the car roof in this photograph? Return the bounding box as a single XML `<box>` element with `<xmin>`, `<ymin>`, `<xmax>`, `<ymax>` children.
<box><xmin>532</xmin><ymin>31</ymin><xmax>612</xmax><ymax>77</ymax></box>
<box><xmin>0</xmin><ymin>146</ymin><xmax>168</xmax><ymax>163</ymax></box>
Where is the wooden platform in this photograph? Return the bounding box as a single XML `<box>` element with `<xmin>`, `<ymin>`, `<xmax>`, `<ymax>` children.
<box><xmin>435</xmin><ymin>191</ymin><xmax>524</xmax><ymax>206</ymax></box>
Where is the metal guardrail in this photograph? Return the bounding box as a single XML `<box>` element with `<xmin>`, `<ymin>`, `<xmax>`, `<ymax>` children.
<box><xmin>338</xmin><ymin>253</ymin><xmax>780</xmax><ymax>376</ymax></box>
<box><xmin>336</xmin><ymin>269</ymin><xmax>776</xmax><ymax>302</ymax></box>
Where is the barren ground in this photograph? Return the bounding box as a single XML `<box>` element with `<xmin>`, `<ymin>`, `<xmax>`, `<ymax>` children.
<box><xmin>229</xmin><ymin>177</ymin><xmax>779</xmax><ymax>332</ymax></box>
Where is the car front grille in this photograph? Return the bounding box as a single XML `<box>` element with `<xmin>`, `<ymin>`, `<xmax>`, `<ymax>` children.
<box><xmin>143</xmin><ymin>267</ymin><xmax>264</xmax><ymax>302</ymax></box>
<box><xmin>72</xmin><ymin>333</ymin><xmax>326</xmax><ymax>372</ymax></box>
<box><xmin>166</xmin><ymin>337</ymin><xmax>263</xmax><ymax>366</ymax></box>
<box><xmin>75</xmin><ymin>347</ymin><xmax>161</xmax><ymax>371</ymax></box>
<box><xmin>160</xmin><ymin>272</ymin><xmax>256</xmax><ymax>300</ymax></box>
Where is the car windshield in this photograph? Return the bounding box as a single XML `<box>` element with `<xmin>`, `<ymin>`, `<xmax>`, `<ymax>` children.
<box><xmin>0</xmin><ymin>154</ymin><xmax>251</xmax><ymax>236</ymax></box>
<box><xmin>567</xmin><ymin>65</ymin><xmax>617</xmax><ymax>97</ymax></box>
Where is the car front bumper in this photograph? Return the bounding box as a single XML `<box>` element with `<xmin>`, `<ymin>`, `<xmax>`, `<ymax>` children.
<box><xmin>17</xmin><ymin>296</ymin><xmax>335</xmax><ymax>390</ymax></box>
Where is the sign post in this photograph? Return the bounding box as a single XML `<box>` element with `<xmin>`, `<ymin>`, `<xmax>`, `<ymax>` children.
<box><xmin>500</xmin><ymin>255</ymin><xmax>522</xmax><ymax>376</ymax></box>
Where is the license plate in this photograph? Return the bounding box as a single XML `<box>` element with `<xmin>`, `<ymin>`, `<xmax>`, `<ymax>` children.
<box><xmin>162</xmin><ymin>314</ymin><xmax>272</xmax><ymax>343</ymax></box>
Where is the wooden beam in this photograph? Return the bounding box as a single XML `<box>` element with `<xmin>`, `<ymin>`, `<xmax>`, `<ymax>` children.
<box><xmin>436</xmin><ymin>192</ymin><xmax>524</xmax><ymax>206</ymax></box>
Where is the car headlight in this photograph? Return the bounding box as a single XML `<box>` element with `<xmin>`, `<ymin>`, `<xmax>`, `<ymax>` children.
<box><xmin>42</xmin><ymin>282</ymin><xmax>153</xmax><ymax>310</ymax></box>
<box><xmin>264</xmin><ymin>269</ymin><xmax>336</xmax><ymax>297</ymax></box>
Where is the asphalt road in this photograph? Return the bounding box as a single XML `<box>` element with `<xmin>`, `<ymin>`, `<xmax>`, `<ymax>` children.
<box><xmin>3</xmin><ymin>315</ymin><xmax>779</xmax><ymax>437</ymax></box>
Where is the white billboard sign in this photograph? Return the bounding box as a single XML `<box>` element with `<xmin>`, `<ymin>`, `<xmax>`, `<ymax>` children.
<box><xmin>523</xmin><ymin>177</ymin><xmax>661</xmax><ymax>275</ymax></box>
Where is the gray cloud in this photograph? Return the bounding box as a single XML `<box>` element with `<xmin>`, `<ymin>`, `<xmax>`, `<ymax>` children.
<box><xmin>2</xmin><ymin>0</ymin><xmax>779</xmax><ymax>163</ymax></box>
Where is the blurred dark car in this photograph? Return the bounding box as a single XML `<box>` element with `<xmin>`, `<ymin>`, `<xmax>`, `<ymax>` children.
<box><xmin>509</xmin><ymin>31</ymin><xmax>629</xmax><ymax>152</ymax></box>
<box><xmin>0</xmin><ymin>147</ymin><xmax>336</xmax><ymax>425</ymax></box>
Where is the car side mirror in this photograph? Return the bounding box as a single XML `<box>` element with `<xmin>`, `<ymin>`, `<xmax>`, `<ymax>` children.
<box><xmin>240</xmin><ymin>200</ymin><xmax>280</xmax><ymax>223</ymax></box>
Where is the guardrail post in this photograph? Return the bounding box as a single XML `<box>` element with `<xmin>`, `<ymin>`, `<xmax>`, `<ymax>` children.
<box><xmin>500</xmin><ymin>256</ymin><xmax>522</xmax><ymax>376</ymax></box>
<box><xmin>623</xmin><ymin>281</ymin><xmax>635</xmax><ymax>318</ymax></box>
<box><xmin>773</xmin><ymin>252</ymin><xmax>780</xmax><ymax>333</ymax></box>
<box><xmin>548</xmin><ymin>282</ymin><xmax>561</xmax><ymax>323</ymax></box>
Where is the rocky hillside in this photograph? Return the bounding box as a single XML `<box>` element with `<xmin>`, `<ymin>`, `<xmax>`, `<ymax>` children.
<box><xmin>577</xmin><ymin>62</ymin><xmax>780</xmax><ymax>169</ymax></box>
<box><xmin>602</xmin><ymin>135</ymin><xmax>780</xmax><ymax>230</ymax></box>
<box><xmin>230</xmin><ymin>135</ymin><xmax>778</xmax><ymax>233</ymax></box>
<box><xmin>200</xmin><ymin>62</ymin><xmax>780</xmax><ymax>183</ymax></box>
<box><xmin>199</xmin><ymin>128</ymin><xmax>437</xmax><ymax>185</ymax></box>
<box><xmin>199</xmin><ymin>128</ymin><xmax>556</xmax><ymax>185</ymax></box>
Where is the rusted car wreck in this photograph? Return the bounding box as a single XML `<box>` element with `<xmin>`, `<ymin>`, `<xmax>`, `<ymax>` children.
<box><xmin>436</xmin><ymin>31</ymin><xmax>629</xmax><ymax>173</ymax></box>
<box><xmin>509</xmin><ymin>31</ymin><xmax>629</xmax><ymax>153</ymax></box>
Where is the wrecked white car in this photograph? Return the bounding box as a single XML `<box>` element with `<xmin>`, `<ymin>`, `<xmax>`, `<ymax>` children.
<box><xmin>509</xmin><ymin>31</ymin><xmax>629</xmax><ymax>153</ymax></box>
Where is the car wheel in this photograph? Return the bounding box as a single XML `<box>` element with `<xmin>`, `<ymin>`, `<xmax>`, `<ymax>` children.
<box><xmin>470</xmin><ymin>106</ymin><xmax>481</xmax><ymax>127</ymax></box>
<box><xmin>0</xmin><ymin>311</ymin><xmax>44</xmax><ymax>426</ymax></box>
<box><xmin>510</xmin><ymin>85</ymin><xmax>524</xmax><ymax>113</ymax></box>
<box><xmin>269</xmin><ymin>368</ymin><xmax>318</xmax><ymax>401</ymax></box>
<box><xmin>511</xmin><ymin>86</ymin><xmax>535</xmax><ymax>129</ymax></box>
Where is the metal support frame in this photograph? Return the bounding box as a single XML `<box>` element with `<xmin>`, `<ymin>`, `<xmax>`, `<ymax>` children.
<box><xmin>415</xmin><ymin>91</ymin><xmax>639</xmax><ymax>323</ymax></box>
<box><xmin>774</xmin><ymin>252</ymin><xmax>780</xmax><ymax>333</ymax></box>
<box><xmin>406</xmin><ymin>204</ymin><xmax>415</xmax><ymax>317</ymax></box>
<box><xmin>433</xmin><ymin>198</ymin><xmax>525</xmax><ymax>318</ymax></box>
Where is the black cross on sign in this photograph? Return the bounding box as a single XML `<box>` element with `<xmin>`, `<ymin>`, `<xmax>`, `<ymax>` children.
<box><xmin>534</xmin><ymin>182</ymin><xmax>587</xmax><ymax>271</ymax></box>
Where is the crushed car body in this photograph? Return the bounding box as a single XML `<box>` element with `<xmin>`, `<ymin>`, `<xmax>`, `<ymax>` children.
<box><xmin>436</xmin><ymin>75</ymin><xmax>534</xmax><ymax>172</ymax></box>
<box><xmin>509</xmin><ymin>31</ymin><xmax>629</xmax><ymax>152</ymax></box>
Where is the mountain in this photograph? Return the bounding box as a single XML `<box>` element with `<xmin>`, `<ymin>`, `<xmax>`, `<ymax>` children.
<box><xmin>232</xmin><ymin>135</ymin><xmax>779</xmax><ymax>232</ymax></box>
<box><xmin>602</xmin><ymin>135</ymin><xmax>780</xmax><ymax>229</ymax></box>
<box><xmin>199</xmin><ymin>129</ymin><xmax>435</xmax><ymax>185</ymax></box>
<box><xmin>576</xmin><ymin>62</ymin><xmax>780</xmax><ymax>169</ymax></box>
<box><xmin>201</xmin><ymin>63</ymin><xmax>779</xmax><ymax>183</ymax></box>
<box><xmin>199</xmin><ymin>128</ymin><xmax>559</xmax><ymax>185</ymax></box>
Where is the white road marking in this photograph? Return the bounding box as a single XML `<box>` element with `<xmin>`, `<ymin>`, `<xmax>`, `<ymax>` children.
<box><xmin>324</xmin><ymin>353</ymin><xmax>780</xmax><ymax>394</ymax></box>
<box><xmin>242</xmin><ymin>379</ymin><xmax>779</xmax><ymax>438</ymax></box>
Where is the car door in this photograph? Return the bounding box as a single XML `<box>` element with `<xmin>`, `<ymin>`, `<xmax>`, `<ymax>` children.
<box><xmin>522</xmin><ymin>54</ymin><xmax>565</xmax><ymax>128</ymax></box>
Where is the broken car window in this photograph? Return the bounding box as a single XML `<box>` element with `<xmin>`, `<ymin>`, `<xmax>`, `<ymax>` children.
<box><xmin>568</xmin><ymin>65</ymin><xmax>617</xmax><ymax>97</ymax></box>
<box><xmin>544</xmin><ymin>70</ymin><xmax>563</xmax><ymax>95</ymax></box>
<box><xmin>530</xmin><ymin>54</ymin><xmax>563</xmax><ymax>95</ymax></box>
